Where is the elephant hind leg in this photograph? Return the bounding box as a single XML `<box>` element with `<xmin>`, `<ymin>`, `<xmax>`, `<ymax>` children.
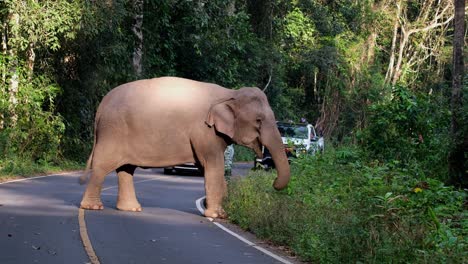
<box><xmin>80</xmin><ymin>165</ymin><xmax>109</xmax><ymax>210</ymax></box>
<box><xmin>116</xmin><ymin>164</ymin><xmax>142</xmax><ymax>212</ymax></box>
<box><xmin>80</xmin><ymin>145</ymin><xmax>124</xmax><ymax>210</ymax></box>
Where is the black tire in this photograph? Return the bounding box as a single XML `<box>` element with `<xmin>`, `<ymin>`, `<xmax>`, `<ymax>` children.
<box><xmin>163</xmin><ymin>168</ymin><xmax>173</xmax><ymax>175</ymax></box>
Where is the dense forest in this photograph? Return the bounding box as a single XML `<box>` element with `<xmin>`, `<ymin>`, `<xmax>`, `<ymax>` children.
<box><xmin>0</xmin><ymin>0</ymin><xmax>466</xmax><ymax>261</ymax></box>
<box><xmin>0</xmin><ymin>0</ymin><xmax>466</xmax><ymax>180</ymax></box>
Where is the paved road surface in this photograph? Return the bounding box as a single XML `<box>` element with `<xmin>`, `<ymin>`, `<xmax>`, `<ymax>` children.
<box><xmin>0</xmin><ymin>164</ymin><xmax>297</xmax><ymax>264</ymax></box>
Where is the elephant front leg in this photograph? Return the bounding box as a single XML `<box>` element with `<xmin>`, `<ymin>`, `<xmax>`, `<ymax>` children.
<box><xmin>203</xmin><ymin>160</ymin><xmax>228</xmax><ymax>219</ymax></box>
<box><xmin>116</xmin><ymin>165</ymin><xmax>142</xmax><ymax>212</ymax></box>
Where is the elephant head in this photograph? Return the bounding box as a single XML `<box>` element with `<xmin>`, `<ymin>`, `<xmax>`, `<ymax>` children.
<box><xmin>205</xmin><ymin>87</ymin><xmax>290</xmax><ymax>190</ymax></box>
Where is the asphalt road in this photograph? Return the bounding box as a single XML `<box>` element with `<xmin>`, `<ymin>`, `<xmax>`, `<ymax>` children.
<box><xmin>0</xmin><ymin>164</ymin><xmax>297</xmax><ymax>264</ymax></box>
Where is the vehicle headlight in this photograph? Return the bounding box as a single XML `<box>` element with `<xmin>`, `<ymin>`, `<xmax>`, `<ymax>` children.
<box><xmin>295</xmin><ymin>146</ymin><xmax>307</xmax><ymax>156</ymax></box>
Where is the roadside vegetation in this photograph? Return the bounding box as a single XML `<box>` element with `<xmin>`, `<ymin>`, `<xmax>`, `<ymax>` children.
<box><xmin>226</xmin><ymin>80</ymin><xmax>467</xmax><ymax>262</ymax></box>
<box><xmin>233</xmin><ymin>145</ymin><xmax>255</xmax><ymax>162</ymax></box>
<box><xmin>226</xmin><ymin>148</ymin><xmax>467</xmax><ymax>263</ymax></box>
<box><xmin>0</xmin><ymin>158</ymin><xmax>82</xmax><ymax>179</ymax></box>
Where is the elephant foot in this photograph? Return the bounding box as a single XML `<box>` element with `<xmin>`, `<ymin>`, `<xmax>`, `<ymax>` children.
<box><xmin>204</xmin><ymin>207</ymin><xmax>227</xmax><ymax>219</ymax></box>
<box><xmin>80</xmin><ymin>200</ymin><xmax>104</xmax><ymax>210</ymax></box>
<box><xmin>116</xmin><ymin>201</ymin><xmax>142</xmax><ymax>212</ymax></box>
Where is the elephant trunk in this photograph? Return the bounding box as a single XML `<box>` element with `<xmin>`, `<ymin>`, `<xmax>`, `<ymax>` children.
<box><xmin>261</xmin><ymin>125</ymin><xmax>291</xmax><ymax>190</ymax></box>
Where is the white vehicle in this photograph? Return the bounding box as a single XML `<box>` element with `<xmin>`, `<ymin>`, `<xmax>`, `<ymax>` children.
<box><xmin>277</xmin><ymin>122</ymin><xmax>324</xmax><ymax>154</ymax></box>
<box><xmin>255</xmin><ymin>122</ymin><xmax>324</xmax><ymax>169</ymax></box>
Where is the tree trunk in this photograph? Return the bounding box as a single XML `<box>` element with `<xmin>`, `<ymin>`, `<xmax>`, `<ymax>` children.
<box><xmin>7</xmin><ymin>11</ymin><xmax>19</xmax><ymax>127</ymax></box>
<box><xmin>448</xmin><ymin>0</ymin><xmax>466</xmax><ymax>187</ymax></box>
<box><xmin>131</xmin><ymin>0</ymin><xmax>143</xmax><ymax>77</ymax></box>
<box><xmin>26</xmin><ymin>42</ymin><xmax>35</xmax><ymax>80</ymax></box>
<box><xmin>385</xmin><ymin>1</ymin><xmax>401</xmax><ymax>84</ymax></box>
<box><xmin>366</xmin><ymin>32</ymin><xmax>377</xmax><ymax>64</ymax></box>
<box><xmin>1</xmin><ymin>21</ymin><xmax>6</xmax><ymax>82</ymax></box>
<box><xmin>247</xmin><ymin>0</ymin><xmax>273</xmax><ymax>39</ymax></box>
<box><xmin>1</xmin><ymin>21</ymin><xmax>7</xmax><ymax>129</ymax></box>
<box><xmin>392</xmin><ymin>30</ymin><xmax>409</xmax><ymax>86</ymax></box>
<box><xmin>226</xmin><ymin>1</ymin><xmax>235</xmax><ymax>16</ymax></box>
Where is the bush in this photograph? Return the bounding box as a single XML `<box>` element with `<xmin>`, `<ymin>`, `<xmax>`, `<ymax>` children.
<box><xmin>0</xmin><ymin>74</ymin><xmax>65</xmax><ymax>162</ymax></box>
<box><xmin>360</xmin><ymin>86</ymin><xmax>451</xmax><ymax>179</ymax></box>
<box><xmin>0</xmin><ymin>157</ymin><xmax>82</xmax><ymax>177</ymax></box>
<box><xmin>233</xmin><ymin>145</ymin><xmax>255</xmax><ymax>162</ymax></box>
<box><xmin>225</xmin><ymin>148</ymin><xmax>467</xmax><ymax>263</ymax></box>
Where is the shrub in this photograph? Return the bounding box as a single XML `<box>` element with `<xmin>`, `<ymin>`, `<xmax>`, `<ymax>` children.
<box><xmin>0</xmin><ymin>74</ymin><xmax>65</xmax><ymax>162</ymax></box>
<box><xmin>233</xmin><ymin>145</ymin><xmax>255</xmax><ymax>162</ymax></box>
<box><xmin>225</xmin><ymin>148</ymin><xmax>467</xmax><ymax>263</ymax></box>
<box><xmin>360</xmin><ymin>86</ymin><xmax>450</xmax><ymax>179</ymax></box>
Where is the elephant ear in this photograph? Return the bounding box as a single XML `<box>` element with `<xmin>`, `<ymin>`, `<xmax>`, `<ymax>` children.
<box><xmin>205</xmin><ymin>98</ymin><xmax>236</xmax><ymax>139</ymax></box>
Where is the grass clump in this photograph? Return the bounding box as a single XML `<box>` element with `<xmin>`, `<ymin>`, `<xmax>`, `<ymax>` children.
<box><xmin>225</xmin><ymin>147</ymin><xmax>467</xmax><ymax>263</ymax></box>
<box><xmin>0</xmin><ymin>157</ymin><xmax>83</xmax><ymax>180</ymax></box>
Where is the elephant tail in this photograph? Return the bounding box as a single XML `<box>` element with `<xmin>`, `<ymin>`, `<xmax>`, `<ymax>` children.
<box><xmin>79</xmin><ymin>113</ymin><xmax>100</xmax><ymax>185</ymax></box>
<box><xmin>78</xmin><ymin>150</ymin><xmax>94</xmax><ymax>185</ymax></box>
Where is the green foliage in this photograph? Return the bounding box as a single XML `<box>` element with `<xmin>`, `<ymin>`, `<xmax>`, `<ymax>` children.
<box><xmin>233</xmin><ymin>145</ymin><xmax>255</xmax><ymax>162</ymax></box>
<box><xmin>2</xmin><ymin>0</ymin><xmax>81</xmax><ymax>51</ymax></box>
<box><xmin>0</xmin><ymin>67</ymin><xmax>65</xmax><ymax>162</ymax></box>
<box><xmin>143</xmin><ymin>0</ymin><xmax>266</xmax><ymax>88</ymax></box>
<box><xmin>225</xmin><ymin>148</ymin><xmax>467</xmax><ymax>263</ymax></box>
<box><xmin>360</xmin><ymin>85</ymin><xmax>451</xmax><ymax>178</ymax></box>
<box><xmin>281</xmin><ymin>7</ymin><xmax>317</xmax><ymax>55</ymax></box>
<box><xmin>0</xmin><ymin>0</ymin><xmax>84</xmax><ymax>170</ymax></box>
<box><xmin>0</xmin><ymin>157</ymin><xmax>82</xmax><ymax>178</ymax></box>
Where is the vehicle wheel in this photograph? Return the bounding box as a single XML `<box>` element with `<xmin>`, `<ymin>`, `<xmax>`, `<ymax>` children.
<box><xmin>266</xmin><ymin>160</ymin><xmax>275</xmax><ymax>170</ymax></box>
<box><xmin>163</xmin><ymin>168</ymin><xmax>173</xmax><ymax>175</ymax></box>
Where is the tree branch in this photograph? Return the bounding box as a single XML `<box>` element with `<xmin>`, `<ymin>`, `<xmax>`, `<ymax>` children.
<box><xmin>263</xmin><ymin>69</ymin><xmax>272</xmax><ymax>92</ymax></box>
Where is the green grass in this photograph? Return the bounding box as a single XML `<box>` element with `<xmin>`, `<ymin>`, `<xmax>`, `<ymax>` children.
<box><xmin>0</xmin><ymin>157</ymin><xmax>84</xmax><ymax>180</ymax></box>
<box><xmin>224</xmin><ymin>147</ymin><xmax>467</xmax><ymax>263</ymax></box>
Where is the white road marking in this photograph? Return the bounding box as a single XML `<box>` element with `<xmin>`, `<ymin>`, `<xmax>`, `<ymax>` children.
<box><xmin>195</xmin><ymin>196</ymin><xmax>294</xmax><ymax>264</ymax></box>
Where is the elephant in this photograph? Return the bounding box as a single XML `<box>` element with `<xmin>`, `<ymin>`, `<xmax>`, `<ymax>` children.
<box><xmin>79</xmin><ymin>77</ymin><xmax>290</xmax><ymax>218</ymax></box>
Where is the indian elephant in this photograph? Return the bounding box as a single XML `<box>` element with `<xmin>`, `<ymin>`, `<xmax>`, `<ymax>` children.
<box><xmin>79</xmin><ymin>77</ymin><xmax>290</xmax><ymax>218</ymax></box>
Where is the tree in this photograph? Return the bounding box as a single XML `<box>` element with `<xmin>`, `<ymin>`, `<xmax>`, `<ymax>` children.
<box><xmin>131</xmin><ymin>0</ymin><xmax>144</xmax><ymax>77</ymax></box>
<box><xmin>449</xmin><ymin>0</ymin><xmax>466</xmax><ymax>187</ymax></box>
<box><xmin>384</xmin><ymin>0</ymin><xmax>455</xmax><ymax>86</ymax></box>
<box><xmin>1</xmin><ymin>0</ymin><xmax>80</xmax><ymax>127</ymax></box>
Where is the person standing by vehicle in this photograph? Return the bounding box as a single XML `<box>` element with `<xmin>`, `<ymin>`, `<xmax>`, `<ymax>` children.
<box><xmin>224</xmin><ymin>144</ymin><xmax>234</xmax><ymax>179</ymax></box>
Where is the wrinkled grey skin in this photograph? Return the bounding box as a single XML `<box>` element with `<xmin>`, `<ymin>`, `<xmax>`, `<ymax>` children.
<box><xmin>79</xmin><ymin>77</ymin><xmax>290</xmax><ymax>218</ymax></box>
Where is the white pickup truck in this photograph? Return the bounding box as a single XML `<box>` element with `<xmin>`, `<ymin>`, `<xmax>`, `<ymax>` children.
<box><xmin>255</xmin><ymin>122</ymin><xmax>324</xmax><ymax>169</ymax></box>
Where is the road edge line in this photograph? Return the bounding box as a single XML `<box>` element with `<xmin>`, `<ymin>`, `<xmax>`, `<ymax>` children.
<box><xmin>0</xmin><ymin>171</ymin><xmax>81</xmax><ymax>185</ymax></box>
<box><xmin>195</xmin><ymin>196</ymin><xmax>294</xmax><ymax>264</ymax></box>
<box><xmin>79</xmin><ymin>209</ymin><xmax>101</xmax><ymax>264</ymax></box>
<box><xmin>0</xmin><ymin>170</ymin><xmax>100</xmax><ymax>263</ymax></box>
<box><xmin>78</xmin><ymin>177</ymin><xmax>162</xmax><ymax>264</ymax></box>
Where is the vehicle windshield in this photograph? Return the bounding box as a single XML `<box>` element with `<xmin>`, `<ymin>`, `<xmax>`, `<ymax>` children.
<box><xmin>277</xmin><ymin>123</ymin><xmax>308</xmax><ymax>139</ymax></box>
